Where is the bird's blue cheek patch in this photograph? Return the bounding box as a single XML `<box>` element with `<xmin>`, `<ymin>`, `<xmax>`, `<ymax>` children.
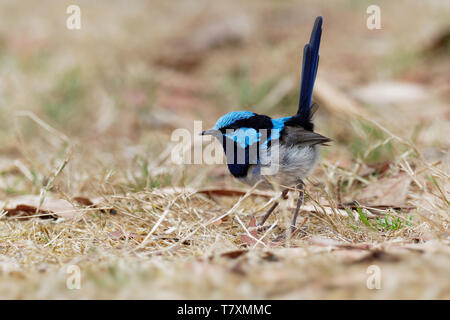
<box><xmin>213</xmin><ymin>111</ymin><xmax>255</xmax><ymax>130</ymax></box>
<box><xmin>224</xmin><ymin>127</ymin><xmax>261</xmax><ymax>148</ymax></box>
<box><xmin>272</xmin><ymin>117</ymin><xmax>289</xmax><ymax>129</ymax></box>
<box><xmin>261</xmin><ymin>117</ymin><xmax>290</xmax><ymax>148</ymax></box>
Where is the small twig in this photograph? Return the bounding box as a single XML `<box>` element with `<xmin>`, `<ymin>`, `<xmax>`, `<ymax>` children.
<box><xmin>235</xmin><ymin>215</ymin><xmax>267</xmax><ymax>248</ymax></box>
<box><xmin>37</xmin><ymin>152</ymin><xmax>72</xmax><ymax>213</ymax></box>
<box><xmin>252</xmin><ymin>220</ymin><xmax>278</xmax><ymax>249</ymax></box>
<box><xmin>135</xmin><ymin>194</ymin><xmax>182</xmax><ymax>250</ymax></box>
<box><xmin>336</xmin><ymin>176</ymin><xmax>343</xmax><ymax>205</ymax></box>
<box><xmin>290</xmin><ymin>217</ymin><xmax>308</xmax><ymax>238</ymax></box>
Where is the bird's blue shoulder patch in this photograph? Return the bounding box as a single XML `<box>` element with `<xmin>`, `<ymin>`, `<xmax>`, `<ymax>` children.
<box><xmin>261</xmin><ymin>117</ymin><xmax>291</xmax><ymax>148</ymax></box>
<box><xmin>224</xmin><ymin>127</ymin><xmax>260</xmax><ymax>148</ymax></box>
<box><xmin>213</xmin><ymin>111</ymin><xmax>255</xmax><ymax>130</ymax></box>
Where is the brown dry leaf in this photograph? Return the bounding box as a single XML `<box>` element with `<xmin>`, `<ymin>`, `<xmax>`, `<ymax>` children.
<box><xmin>357</xmin><ymin>173</ymin><xmax>412</xmax><ymax>206</ymax></box>
<box><xmin>1</xmin><ymin>195</ymin><xmax>79</xmax><ymax>219</ymax></box>
<box><xmin>155</xmin><ymin>47</ymin><xmax>204</xmax><ymax>72</ymax></box>
<box><xmin>269</xmin><ymin>217</ymin><xmax>309</xmax><ymax>246</ymax></box>
<box><xmin>157</xmin><ymin>187</ymin><xmax>274</xmax><ymax>199</ymax></box>
<box><xmin>359</xmin><ymin>162</ymin><xmax>392</xmax><ymax>177</ymax></box>
<box><xmin>108</xmin><ymin>230</ymin><xmax>145</xmax><ymax>241</ymax></box>
<box><xmin>72</xmin><ymin>196</ymin><xmax>96</xmax><ymax>206</ymax></box>
<box><xmin>220</xmin><ymin>250</ymin><xmax>248</xmax><ymax>259</ymax></box>
<box><xmin>197</xmin><ymin>188</ymin><xmax>274</xmax><ymax>199</ymax></box>
<box><xmin>240</xmin><ymin>216</ymin><xmax>261</xmax><ymax>246</ymax></box>
<box><xmin>301</xmin><ymin>204</ymin><xmax>350</xmax><ymax>217</ymax></box>
<box><xmin>1</xmin><ymin>195</ymin><xmax>113</xmax><ymax>219</ymax></box>
<box><xmin>155</xmin><ymin>14</ymin><xmax>252</xmax><ymax>71</ymax></box>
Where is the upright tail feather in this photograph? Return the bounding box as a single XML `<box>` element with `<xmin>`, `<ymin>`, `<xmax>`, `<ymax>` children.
<box><xmin>296</xmin><ymin>16</ymin><xmax>322</xmax><ymax>128</ymax></box>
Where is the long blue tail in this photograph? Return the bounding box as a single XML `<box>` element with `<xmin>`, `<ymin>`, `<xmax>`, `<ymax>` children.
<box><xmin>297</xmin><ymin>16</ymin><xmax>322</xmax><ymax>126</ymax></box>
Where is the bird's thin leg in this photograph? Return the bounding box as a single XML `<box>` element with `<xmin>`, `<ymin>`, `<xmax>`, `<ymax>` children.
<box><xmin>290</xmin><ymin>181</ymin><xmax>304</xmax><ymax>231</ymax></box>
<box><xmin>258</xmin><ymin>202</ymin><xmax>279</xmax><ymax>227</ymax></box>
<box><xmin>258</xmin><ymin>189</ymin><xmax>289</xmax><ymax>226</ymax></box>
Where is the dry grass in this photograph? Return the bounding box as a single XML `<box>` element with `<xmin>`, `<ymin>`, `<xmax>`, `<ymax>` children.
<box><xmin>0</xmin><ymin>0</ymin><xmax>449</xmax><ymax>299</ymax></box>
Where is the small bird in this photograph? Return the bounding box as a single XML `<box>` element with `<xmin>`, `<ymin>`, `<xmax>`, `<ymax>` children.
<box><xmin>202</xmin><ymin>16</ymin><xmax>330</xmax><ymax>230</ymax></box>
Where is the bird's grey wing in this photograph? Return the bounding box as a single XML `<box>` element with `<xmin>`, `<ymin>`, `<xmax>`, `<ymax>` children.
<box><xmin>281</xmin><ymin>126</ymin><xmax>331</xmax><ymax>147</ymax></box>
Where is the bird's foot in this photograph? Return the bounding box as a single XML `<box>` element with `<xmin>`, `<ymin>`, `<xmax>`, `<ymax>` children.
<box><xmin>271</xmin><ymin>217</ymin><xmax>309</xmax><ymax>244</ymax></box>
<box><xmin>257</xmin><ymin>189</ymin><xmax>289</xmax><ymax>227</ymax></box>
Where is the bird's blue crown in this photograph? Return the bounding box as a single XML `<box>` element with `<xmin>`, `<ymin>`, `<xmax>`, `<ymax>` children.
<box><xmin>203</xmin><ymin>16</ymin><xmax>325</xmax><ymax>179</ymax></box>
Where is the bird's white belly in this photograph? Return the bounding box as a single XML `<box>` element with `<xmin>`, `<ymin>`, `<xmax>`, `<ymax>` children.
<box><xmin>239</xmin><ymin>145</ymin><xmax>320</xmax><ymax>189</ymax></box>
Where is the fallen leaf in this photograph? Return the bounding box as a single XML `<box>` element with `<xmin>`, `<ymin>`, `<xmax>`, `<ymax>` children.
<box><xmin>1</xmin><ymin>195</ymin><xmax>78</xmax><ymax>219</ymax></box>
<box><xmin>240</xmin><ymin>216</ymin><xmax>262</xmax><ymax>246</ymax></box>
<box><xmin>423</xmin><ymin>27</ymin><xmax>450</xmax><ymax>56</ymax></box>
<box><xmin>108</xmin><ymin>230</ymin><xmax>145</xmax><ymax>241</ymax></box>
<box><xmin>220</xmin><ymin>250</ymin><xmax>248</xmax><ymax>259</ymax></box>
<box><xmin>1</xmin><ymin>195</ymin><xmax>114</xmax><ymax>219</ymax></box>
<box><xmin>73</xmin><ymin>196</ymin><xmax>115</xmax><ymax>214</ymax></box>
<box><xmin>352</xmin><ymin>81</ymin><xmax>430</xmax><ymax>106</ymax></box>
<box><xmin>358</xmin><ymin>162</ymin><xmax>392</xmax><ymax>177</ymax></box>
<box><xmin>344</xmin><ymin>249</ymin><xmax>402</xmax><ymax>264</ymax></box>
<box><xmin>0</xmin><ymin>158</ymin><xmax>20</xmax><ymax>175</ymax></box>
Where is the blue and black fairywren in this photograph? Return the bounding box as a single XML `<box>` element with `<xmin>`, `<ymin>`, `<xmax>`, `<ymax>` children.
<box><xmin>202</xmin><ymin>17</ymin><xmax>330</xmax><ymax>230</ymax></box>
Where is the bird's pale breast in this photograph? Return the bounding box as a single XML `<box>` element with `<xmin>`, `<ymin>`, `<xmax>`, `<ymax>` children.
<box><xmin>238</xmin><ymin>144</ymin><xmax>320</xmax><ymax>189</ymax></box>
